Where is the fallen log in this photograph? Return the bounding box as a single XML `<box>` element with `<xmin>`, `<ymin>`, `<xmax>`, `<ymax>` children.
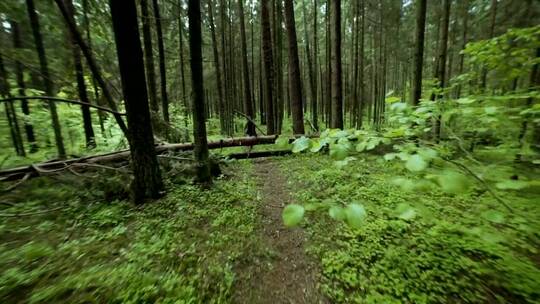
<box><xmin>227</xmin><ymin>150</ymin><xmax>293</xmax><ymax>160</ymax></box>
<box><xmin>0</xmin><ymin>135</ymin><xmax>280</xmax><ymax>182</ymax></box>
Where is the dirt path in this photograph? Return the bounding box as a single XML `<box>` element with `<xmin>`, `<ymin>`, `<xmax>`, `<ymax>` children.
<box><xmin>234</xmin><ymin>159</ymin><xmax>325</xmax><ymax>304</ymax></box>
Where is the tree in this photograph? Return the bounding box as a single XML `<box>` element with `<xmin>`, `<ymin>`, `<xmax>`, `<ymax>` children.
<box><xmin>140</xmin><ymin>0</ymin><xmax>159</xmax><ymax>113</ymax></box>
<box><xmin>152</xmin><ymin>0</ymin><xmax>169</xmax><ymax>122</ymax></box>
<box><xmin>0</xmin><ymin>51</ymin><xmax>25</xmax><ymax>156</ymax></box>
<box><xmin>432</xmin><ymin>0</ymin><xmax>451</xmax><ymax>139</ymax></box>
<box><xmin>109</xmin><ymin>0</ymin><xmax>163</xmax><ymax>203</ymax></box>
<box><xmin>11</xmin><ymin>20</ymin><xmax>37</xmax><ymax>152</ymax></box>
<box><xmin>26</xmin><ymin>0</ymin><xmax>66</xmax><ymax>158</ymax></box>
<box><xmin>238</xmin><ymin>0</ymin><xmax>256</xmax><ymax>136</ymax></box>
<box><xmin>188</xmin><ymin>0</ymin><xmax>212</xmax><ymax>183</ymax></box>
<box><xmin>64</xmin><ymin>0</ymin><xmax>96</xmax><ymax>149</ymax></box>
<box><xmin>207</xmin><ymin>0</ymin><xmax>226</xmax><ymax>135</ymax></box>
<box><xmin>330</xmin><ymin>0</ymin><xmax>343</xmax><ymax>129</ymax></box>
<box><xmin>284</xmin><ymin>0</ymin><xmax>305</xmax><ymax>135</ymax></box>
<box><xmin>411</xmin><ymin>0</ymin><xmax>427</xmax><ymax>106</ymax></box>
<box><xmin>261</xmin><ymin>0</ymin><xmax>276</xmax><ymax>135</ymax></box>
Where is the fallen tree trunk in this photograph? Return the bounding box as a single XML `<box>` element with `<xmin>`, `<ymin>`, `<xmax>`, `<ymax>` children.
<box><xmin>0</xmin><ymin>135</ymin><xmax>280</xmax><ymax>181</ymax></box>
<box><xmin>227</xmin><ymin>150</ymin><xmax>293</xmax><ymax>160</ymax></box>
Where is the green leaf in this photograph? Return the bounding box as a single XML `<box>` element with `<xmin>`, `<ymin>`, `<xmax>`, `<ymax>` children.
<box><xmin>481</xmin><ymin>210</ymin><xmax>505</xmax><ymax>224</ymax></box>
<box><xmin>275</xmin><ymin>137</ymin><xmax>290</xmax><ymax>149</ymax></box>
<box><xmin>356</xmin><ymin>141</ymin><xmax>367</xmax><ymax>152</ymax></box>
<box><xmin>282</xmin><ymin>204</ymin><xmax>305</xmax><ymax>227</ymax></box>
<box><xmin>345</xmin><ymin>203</ymin><xmax>367</xmax><ymax>229</ymax></box>
<box><xmin>385</xmin><ymin>96</ymin><xmax>401</xmax><ymax>103</ymax></box>
<box><xmin>292</xmin><ymin>136</ymin><xmax>311</xmax><ymax>153</ymax></box>
<box><xmin>330</xmin><ymin>143</ymin><xmax>349</xmax><ymax>160</ymax></box>
<box><xmin>405</xmin><ymin>155</ymin><xmax>428</xmax><ymax>172</ymax></box>
<box><xmin>384</xmin><ymin>153</ymin><xmax>397</xmax><ymax>161</ymax></box>
<box><xmin>328</xmin><ymin>206</ymin><xmax>346</xmax><ymax>221</ymax></box>
<box><xmin>495</xmin><ymin>180</ymin><xmax>529</xmax><ymax>190</ymax></box>
<box><xmin>437</xmin><ymin>170</ymin><xmax>470</xmax><ymax>194</ymax></box>
<box><xmin>395</xmin><ymin>203</ymin><xmax>417</xmax><ymax>220</ymax></box>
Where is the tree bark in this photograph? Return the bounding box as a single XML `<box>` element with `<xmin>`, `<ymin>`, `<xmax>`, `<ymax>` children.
<box><xmin>65</xmin><ymin>0</ymin><xmax>96</xmax><ymax>149</ymax></box>
<box><xmin>140</xmin><ymin>0</ymin><xmax>159</xmax><ymax>113</ymax></box>
<box><xmin>54</xmin><ymin>0</ymin><xmax>128</xmax><ymax>136</ymax></box>
<box><xmin>411</xmin><ymin>0</ymin><xmax>427</xmax><ymax>106</ymax></box>
<box><xmin>284</xmin><ymin>0</ymin><xmax>305</xmax><ymax>135</ymax></box>
<box><xmin>109</xmin><ymin>0</ymin><xmax>163</xmax><ymax>203</ymax></box>
<box><xmin>238</xmin><ymin>0</ymin><xmax>256</xmax><ymax>136</ymax></box>
<box><xmin>26</xmin><ymin>0</ymin><xmax>66</xmax><ymax>158</ymax></box>
<box><xmin>11</xmin><ymin>20</ymin><xmax>37</xmax><ymax>152</ymax></box>
<box><xmin>152</xmin><ymin>0</ymin><xmax>169</xmax><ymax>122</ymax></box>
<box><xmin>0</xmin><ymin>52</ymin><xmax>25</xmax><ymax>156</ymax></box>
<box><xmin>480</xmin><ymin>0</ymin><xmax>497</xmax><ymax>91</ymax></box>
<box><xmin>208</xmin><ymin>0</ymin><xmax>227</xmax><ymax>135</ymax></box>
<box><xmin>432</xmin><ymin>0</ymin><xmax>451</xmax><ymax>140</ymax></box>
<box><xmin>330</xmin><ymin>0</ymin><xmax>343</xmax><ymax>129</ymax></box>
<box><xmin>456</xmin><ymin>0</ymin><xmax>469</xmax><ymax>98</ymax></box>
<box><xmin>188</xmin><ymin>0</ymin><xmax>212</xmax><ymax>183</ymax></box>
<box><xmin>261</xmin><ymin>0</ymin><xmax>276</xmax><ymax>135</ymax></box>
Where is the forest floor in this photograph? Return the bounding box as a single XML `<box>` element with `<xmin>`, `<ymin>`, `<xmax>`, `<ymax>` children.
<box><xmin>0</xmin><ymin>152</ymin><xmax>539</xmax><ymax>303</ymax></box>
<box><xmin>233</xmin><ymin>159</ymin><xmax>325</xmax><ymax>303</ymax></box>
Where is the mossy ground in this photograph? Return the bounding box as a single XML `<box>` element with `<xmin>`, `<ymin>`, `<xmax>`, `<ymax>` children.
<box><xmin>279</xmin><ymin>153</ymin><xmax>540</xmax><ymax>303</ymax></box>
<box><xmin>1</xmin><ymin>152</ymin><xmax>539</xmax><ymax>303</ymax></box>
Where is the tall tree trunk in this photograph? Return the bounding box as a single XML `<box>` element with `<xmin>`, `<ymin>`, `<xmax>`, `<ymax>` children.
<box><xmin>432</xmin><ymin>0</ymin><xmax>451</xmax><ymax>140</ymax></box>
<box><xmin>26</xmin><ymin>0</ymin><xmax>66</xmax><ymax>158</ymax></box>
<box><xmin>456</xmin><ymin>0</ymin><xmax>469</xmax><ymax>98</ymax></box>
<box><xmin>54</xmin><ymin>0</ymin><xmax>128</xmax><ymax>136</ymax></box>
<box><xmin>188</xmin><ymin>0</ymin><xmax>212</xmax><ymax>183</ymax></box>
<box><xmin>411</xmin><ymin>0</ymin><xmax>427</xmax><ymax>105</ymax></box>
<box><xmin>274</xmin><ymin>0</ymin><xmax>284</xmax><ymax>133</ymax></box>
<box><xmin>330</xmin><ymin>0</ymin><xmax>343</xmax><ymax>129</ymax></box>
<box><xmin>312</xmin><ymin>0</ymin><xmax>319</xmax><ymax>130</ymax></box>
<box><xmin>480</xmin><ymin>0</ymin><xmax>497</xmax><ymax>91</ymax></box>
<box><xmin>140</xmin><ymin>0</ymin><xmax>159</xmax><ymax>113</ymax></box>
<box><xmin>261</xmin><ymin>0</ymin><xmax>276</xmax><ymax>134</ymax></box>
<box><xmin>0</xmin><ymin>52</ymin><xmax>25</xmax><ymax>156</ymax></box>
<box><xmin>82</xmin><ymin>0</ymin><xmax>106</xmax><ymax>137</ymax></box>
<box><xmin>238</xmin><ymin>0</ymin><xmax>256</xmax><ymax>136</ymax></box>
<box><xmin>109</xmin><ymin>0</ymin><xmax>163</xmax><ymax>203</ymax></box>
<box><xmin>11</xmin><ymin>20</ymin><xmax>37</xmax><ymax>152</ymax></box>
<box><xmin>65</xmin><ymin>0</ymin><xmax>96</xmax><ymax>149</ymax></box>
<box><xmin>358</xmin><ymin>0</ymin><xmax>365</xmax><ymax>128</ymax></box>
<box><xmin>284</xmin><ymin>0</ymin><xmax>305</xmax><ymax>135</ymax></box>
<box><xmin>152</xmin><ymin>0</ymin><xmax>169</xmax><ymax>122</ymax></box>
<box><xmin>177</xmin><ymin>1</ymin><xmax>189</xmax><ymax>139</ymax></box>
<box><xmin>208</xmin><ymin>0</ymin><xmax>226</xmax><ymax>135</ymax></box>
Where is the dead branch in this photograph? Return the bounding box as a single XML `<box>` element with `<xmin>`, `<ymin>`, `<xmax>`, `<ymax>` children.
<box><xmin>0</xmin><ymin>96</ymin><xmax>126</xmax><ymax>116</ymax></box>
<box><xmin>235</xmin><ymin>110</ymin><xmax>266</xmax><ymax>136</ymax></box>
<box><xmin>1</xmin><ymin>173</ymin><xmax>31</xmax><ymax>194</ymax></box>
<box><xmin>0</xmin><ymin>206</ymin><xmax>65</xmax><ymax>217</ymax></box>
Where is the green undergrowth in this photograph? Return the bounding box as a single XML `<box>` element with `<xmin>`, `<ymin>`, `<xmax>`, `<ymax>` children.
<box><xmin>280</xmin><ymin>154</ymin><xmax>540</xmax><ymax>304</ymax></box>
<box><xmin>0</xmin><ymin>161</ymin><xmax>263</xmax><ymax>303</ymax></box>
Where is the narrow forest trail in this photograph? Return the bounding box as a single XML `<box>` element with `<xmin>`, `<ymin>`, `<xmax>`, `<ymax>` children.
<box><xmin>233</xmin><ymin>159</ymin><xmax>326</xmax><ymax>304</ymax></box>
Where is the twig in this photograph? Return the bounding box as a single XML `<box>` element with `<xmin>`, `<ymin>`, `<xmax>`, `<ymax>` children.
<box><xmin>0</xmin><ymin>206</ymin><xmax>65</xmax><ymax>217</ymax></box>
<box><xmin>444</xmin><ymin>158</ymin><xmax>514</xmax><ymax>212</ymax></box>
<box><xmin>1</xmin><ymin>173</ymin><xmax>31</xmax><ymax>193</ymax></box>
<box><xmin>71</xmin><ymin>163</ymin><xmax>130</xmax><ymax>172</ymax></box>
<box><xmin>305</xmin><ymin>118</ymin><xmax>317</xmax><ymax>133</ymax></box>
<box><xmin>234</xmin><ymin>110</ymin><xmax>266</xmax><ymax>136</ymax></box>
<box><xmin>0</xmin><ymin>96</ymin><xmax>126</xmax><ymax>116</ymax></box>
<box><xmin>157</xmin><ymin>155</ymin><xmax>195</xmax><ymax>162</ymax></box>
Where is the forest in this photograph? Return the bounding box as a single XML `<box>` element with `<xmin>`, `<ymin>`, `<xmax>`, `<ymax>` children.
<box><xmin>0</xmin><ymin>0</ymin><xmax>539</xmax><ymax>303</ymax></box>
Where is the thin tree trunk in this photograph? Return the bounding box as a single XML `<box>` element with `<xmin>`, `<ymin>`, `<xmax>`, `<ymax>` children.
<box><xmin>188</xmin><ymin>0</ymin><xmax>212</xmax><ymax>183</ymax></box>
<box><xmin>11</xmin><ymin>20</ymin><xmax>37</xmax><ymax>152</ymax></box>
<box><xmin>284</xmin><ymin>0</ymin><xmax>305</xmax><ymax>135</ymax></box>
<box><xmin>109</xmin><ymin>0</ymin><xmax>163</xmax><ymax>203</ymax></box>
<box><xmin>0</xmin><ymin>52</ymin><xmax>25</xmax><ymax>156</ymax></box>
<box><xmin>27</xmin><ymin>0</ymin><xmax>66</xmax><ymax>158</ymax></box>
<box><xmin>261</xmin><ymin>0</ymin><xmax>276</xmax><ymax>134</ymax></box>
<box><xmin>152</xmin><ymin>0</ymin><xmax>169</xmax><ymax>122</ymax></box>
<box><xmin>238</xmin><ymin>0</ymin><xmax>256</xmax><ymax>136</ymax></box>
<box><xmin>208</xmin><ymin>0</ymin><xmax>226</xmax><ymax>135</ymax></box>
<box><xmin>358</xmin><ymin>0</ymin><xmax>365</xmax><ymax>128</ymax></box>
<box><xmin>65</xmin><ymin>0</ymin><xmax>96</xmax><ymax>149</ymax></box>
<box><xmin>140</xmin><ymin>0</ymin><xmax>159</xmax><ymax>113</ymax></box>
<box><xmin>433</xmin><ymin>0</ymin><xmax>451</xmax><ymax>140</ymax></box>
<box><xmin>456</xmin><ymin>0</ymin><xmax>469</xmax><ymax>98</ymax></box>
<box><xmin>330</xmin><ymin>0</ymin><xmax>343</xmax><ymax>129</ymax></box>
<box><xmin>480</xmin><ymin>0</ymin><xmax>497</xmax><ymax>91</ymax></box>
<box><xmin>312</xmin><ymin>0</ymin><xmax>319</xmax><ymax>130</ymax></box>
<box><xmin>177</xmin><ymin>1</ymin><xmax>189</xmax><ymax>139</ymax></box>
<box><xmin>411</xmin><ymin>0</ymin><xmax>427</xmax><ymax>105</ymax></box>
<box><xmin>82</xmin><ymin>0</ymin><xmax>106</xmax><ymax>137</ymax></box>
